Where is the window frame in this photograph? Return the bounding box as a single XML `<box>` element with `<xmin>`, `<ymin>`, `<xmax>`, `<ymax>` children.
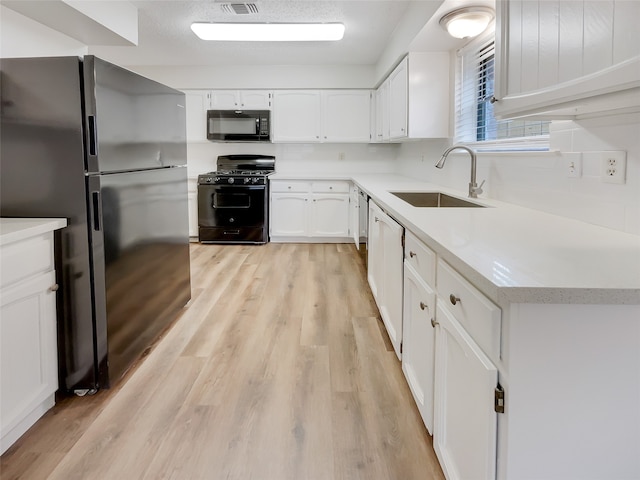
<box><xmin>453</xmin><ymin>30</ymin><xmax>550</xmax><ymax>152</ymax></box>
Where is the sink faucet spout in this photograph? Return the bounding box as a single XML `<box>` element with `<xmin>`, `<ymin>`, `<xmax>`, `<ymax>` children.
<box><xmin>434</xmin><ymin>145</ymin><xmax>484</xmax><ymax>198</ymax></box>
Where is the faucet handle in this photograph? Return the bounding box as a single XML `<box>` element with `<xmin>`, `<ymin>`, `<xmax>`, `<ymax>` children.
<box><xmin>469</xmin><ymin>179</ymin><xmax>485</xmax><ymax>198</ymax></box>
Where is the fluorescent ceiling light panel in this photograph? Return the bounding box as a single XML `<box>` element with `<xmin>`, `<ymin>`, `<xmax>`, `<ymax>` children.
<box><xmin>190</xmin><ymin>22</ymin><xmax>345</xmax><ymax>41</ymax></box>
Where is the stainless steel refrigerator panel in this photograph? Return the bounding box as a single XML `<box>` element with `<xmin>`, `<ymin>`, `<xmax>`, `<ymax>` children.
<box><xmin>83</xmin><ymin>56</ymin><xmax>187</xmax><ymax>174</ymax></box>
<box><xmin>0</xmin><ymin>57</ymin><xmax>99</xmax><ymax>391</ymax></box>
<box><xmin>88</xmin><ymin>167</ymin><xmax>191</xmax><ymax>385</ymax></box>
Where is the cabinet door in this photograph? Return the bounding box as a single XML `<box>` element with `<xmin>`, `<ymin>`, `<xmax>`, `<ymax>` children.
<box><xmin>184</xmin><ymin>90</ymin><xmax>209</xmax><ymax>142</ymax></box>
<box><xmin>402</xmin><ymin>263</ymin><xmax>436</xmax><ymax>434</ymax></box>
<box><xmin>380</xmin><ymin>210</ymin><xmax>404</xmax><ymax>359</ymax></box>
<box><xmin>434</xmin><ymin>303</ymin><xmax>498</xmax><ymax>480</ymax></box>
<box><xmin>389</xmin><ymin>57</ymin><xmax>408</xmax><ymax>139</ymax></box>
<box><xmin>367</xmin><ymin>202</ymin><xmax>383</xmax><ymax>302</ymax></box>
<box><xmin>240</xmin><ymin>90</ymin><xmax>272</xmax><ymax>109</ymax></box>
<box><xmin>322</xmin><ymin>90</ymin><xmax>371</xmax><ymax>142</ymax></box>
<box><xmin>494</xmin><ymin>0</ymin><xmax>640</xmax><ymax>119</ymax></box>
<box><xmin>1</xmin><ymin>271</ymin><xmax>58</xmax><ymax>445</ymax></box>
<box><xmin>310</xmin><ymin>194</ymin><xmax>349</xmax><ymax>237</ymax></box>
<box><xmin>375</xmin><ymin>80</ymin><xmax>390</xmax><ymax>142</ymax></box>
<box><xmin>270</xmin><ymin>193</ymin><xmax>308</xmax><ymax>236</ymax></box>
<box><xmin>350</xmin><ymin>186</ymin><xmax>359</xmax><ymax>248</ymax></box>
<box><xmin>209</xmin><ymin>90</ymin><xmax>240</xmax><ymax>109</ymax></box>
<box><xmin>272</xmin><ymin>91</ymin><xmax>322</xmax><ymax>142</ymax></box>
<box><xmin>187</xmin><ymin>178</ymin><xmax>198</xmax><ymax>238</ymax></box>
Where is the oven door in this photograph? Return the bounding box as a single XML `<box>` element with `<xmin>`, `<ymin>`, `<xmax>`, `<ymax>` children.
<box><xmin>197</xmin><ymin>183</ymin><xmax>268</xmax><ymax>243</ymax></box>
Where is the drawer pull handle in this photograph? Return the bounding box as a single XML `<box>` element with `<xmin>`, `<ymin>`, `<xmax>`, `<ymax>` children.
<box><xmin>49</xmin><ymin>284</ymin><xmax>59</xmax><ymax>292</ymax></box>
<box><xmin>431</xmin><ymin>318</ymin><xmax>438</xmax><ymax>328</ymax></box>
<box><xmin>419</xmin><ymin>301</ymin><xmax>427</xmax><ymax>311</ymax></box>
<box><xmin>409</xmin><ymin>251</ymin><xmax>417</xmax><ymax>258</ymax></box>
<box><xmin>449</xmin><ymin>294</ymin><xmax>461</xmax><ymax>305</ymax></box>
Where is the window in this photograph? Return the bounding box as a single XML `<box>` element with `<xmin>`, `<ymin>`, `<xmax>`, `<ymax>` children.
<box><xmin>455</xmin><ymin>34</ymin><xmax>549</xmax><ymax>150</ymax></box>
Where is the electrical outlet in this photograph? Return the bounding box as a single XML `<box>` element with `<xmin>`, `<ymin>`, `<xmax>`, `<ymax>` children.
<box><xmin>601</xmin><ymin>151</ymin><xmax>627</xmax><ymax>184</ymax></box>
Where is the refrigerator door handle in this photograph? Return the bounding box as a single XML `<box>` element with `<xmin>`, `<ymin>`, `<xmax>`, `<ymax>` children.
<box><xmin>88</xmin><ymin>115</ymin><xmax>97</xmax><ymax>156</ymax></box>
<box><xmin>92</xmin><ymin>191</ymin><xmax>101</xmax><ymax>231</ymax></box>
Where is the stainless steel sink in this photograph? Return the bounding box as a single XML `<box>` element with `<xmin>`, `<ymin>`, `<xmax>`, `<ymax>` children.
<box><xmin>390</xmin><ymin>191</ymin><xmax>485</xmax><ymax>208</ymax></box>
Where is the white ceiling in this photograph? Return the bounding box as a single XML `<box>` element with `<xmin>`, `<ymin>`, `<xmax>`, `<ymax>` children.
<box><xmin>86</xmin><ymin>0</ymin><xmax>445</xmax><ymax>67</ymax></box>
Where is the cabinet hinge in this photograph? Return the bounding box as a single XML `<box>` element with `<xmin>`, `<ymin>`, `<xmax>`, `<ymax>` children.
<box><xmin>494</xmin><ymin>385</ymin><xmax>505</xmax><ymax>414</ymax></box>
<box><xmin>401</xmin><ymin>233</ymin><xmax>405</xmax><ymax>249</ymax></box>
<box><xmin>400</xmin><ymin>342</ymin><xmax>403</xmax><ymax>354</ymax></box>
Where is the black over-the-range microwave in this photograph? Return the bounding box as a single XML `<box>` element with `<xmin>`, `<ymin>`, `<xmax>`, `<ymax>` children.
<box><xmin>206</xmin><ymin>109</ymin><xmax>270</xmax><ymax>142</ymax></box>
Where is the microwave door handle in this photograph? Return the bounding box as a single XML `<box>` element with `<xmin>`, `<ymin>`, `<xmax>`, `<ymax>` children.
<box><xmin>255</xmin><ymin>118</ymin><xmax>260</xmax><ymax>135</ymax></box>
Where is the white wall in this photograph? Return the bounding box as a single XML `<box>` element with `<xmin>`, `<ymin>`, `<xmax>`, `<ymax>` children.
<box><xmin>186</xmin><ymin>141</ymin><xmax>399</xmax><ymax>178</ymax></box>
<box><xmin>130</xmin><ymin>65</ymin><xmax>377</xmax><ymax>90</ymax></box>
<box><xmin>0</xmin><ymin>6</ymin><xmax>87</xmax><ymax>58</ymax></box>
<box><xmin>395</xmin><ymin>113</ymin><xmax>640</xmax><ymax>235</ymax></box>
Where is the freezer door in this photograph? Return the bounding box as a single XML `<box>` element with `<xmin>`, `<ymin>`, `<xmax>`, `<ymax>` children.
<box><xmin>82</xmin><ymin>56</ymin><xmax>187</xmax><ymax>174</ymax></box>
<box><xmin>87</xmin><ymin>166</ymin><xmax>191</xmax><ymax>386</ymax></box>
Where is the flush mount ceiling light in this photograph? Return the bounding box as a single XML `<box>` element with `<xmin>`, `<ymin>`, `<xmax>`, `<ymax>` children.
<box><xmin>190</xmin><ymin>22</ymin><xmax>345</xmax><ymax>41</ymax></box>
<box><xmin>439</xmin><ymin>6</ymin><xmax>494</xmax><ymax>39</ymax></box>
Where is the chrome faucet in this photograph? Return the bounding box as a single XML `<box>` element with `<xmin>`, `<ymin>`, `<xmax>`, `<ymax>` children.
<box><xmin>435</xmin><ymin>145</ymin><xmax>485</xmax><ymax>198</ymax></box>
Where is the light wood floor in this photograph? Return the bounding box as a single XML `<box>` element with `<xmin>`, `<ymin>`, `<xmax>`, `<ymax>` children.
<box><xmin>1</xmin><ymin>243</ymin><xmax>445</xmax><ymax>480</ymax></box>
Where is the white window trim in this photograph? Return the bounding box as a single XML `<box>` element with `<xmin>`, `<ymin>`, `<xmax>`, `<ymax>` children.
<box><xmin>454</xmin><ymin>29</ymin><xmax>550</xmax><ymax>152</ymax></box>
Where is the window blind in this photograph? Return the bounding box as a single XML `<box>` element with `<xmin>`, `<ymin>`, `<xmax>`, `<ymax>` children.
<box><xmin>454</xmin><ymin>36</ymin><xmax>549</xmax><ymax>151</ymax></box>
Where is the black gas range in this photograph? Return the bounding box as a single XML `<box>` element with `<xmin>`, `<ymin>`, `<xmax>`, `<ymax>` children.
<box><xmin>197</xmin><ymin>155</ymin><xmax>275</xmax><ymax>244</ymax></box>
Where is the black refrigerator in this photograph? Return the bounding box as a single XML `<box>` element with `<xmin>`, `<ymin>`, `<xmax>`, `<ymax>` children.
<box><xmin>0</xmin><ymin>56</ymin><xmax>191</xmax><ymax>394</ymax></box>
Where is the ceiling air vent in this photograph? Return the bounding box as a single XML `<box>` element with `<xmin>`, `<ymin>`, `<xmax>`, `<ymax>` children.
<box><xmin>220</xmin><ymin>3</ymin><xmax>259</xmax><ymax>15</ymax></box>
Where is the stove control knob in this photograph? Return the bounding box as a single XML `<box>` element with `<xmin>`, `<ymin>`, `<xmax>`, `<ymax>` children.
<box><xmin>213</xmin><ymin>177</ymin><xmax>220</xmax><ymax>183</ymax></box>
<box><xmin>228</xmin><ymin>177</ymin><xmax>235</xmax><ymax>184</ymax></box>
<box><xmin>244</xmin><ymin>177</ymin><xmax>251</xmax><ymax>184</ymax></box>
<box><xmin>253</xmin><ymin>177</ymin><xmax>260</xmax><ymax>184</ymax></box>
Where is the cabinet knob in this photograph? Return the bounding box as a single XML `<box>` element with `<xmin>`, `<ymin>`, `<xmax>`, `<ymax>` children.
<box><xmin>288</xmin><ymin>186</ymin><xmax>292</xmax><ymax>189</ymax></box>
<box><xmin>490</xmin><ymin>96</ymin><xmax>498</xmax><ymax>104</ymax></box>
<box><xmin>431</xmin><ymin>318</ymin><xmax>438</xmax><ymax>328</ymax></box>
<box><xmin>419</xmin><ymin>301</ymin><xmax>427</xmax><ymax>311</ymax></box>
<box><xmin>49</xmin><ymin>284</ymin><xmax>59</xmax><ymax>292</ymax></box>
<box><xmin>409</xmin><ymin>251</ymin><xmax>416</xmax><ymax>258</ymax></box>
<box><xmin>329</xmin><ymin>186</ymin><xmax>333</xmax><ymax>190</ymax></box>
<box><xmin>449</xmin><ymin>294</ymin><xmax>461</xmax><ymax>306</ymax></box>
<box><xmin>374</xmin><ymin>217</ymin><xmax>380</xmax><ymax>222</ymax></box>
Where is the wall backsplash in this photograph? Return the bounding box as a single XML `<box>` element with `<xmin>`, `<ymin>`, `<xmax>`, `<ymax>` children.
<box><xmin>187</xmin><ymin>142</ymin><xmax>399</xmax><ymax>177</ymax></box>
<box><xmin>396</xmin><ymin>113</ymin><xmax>640</xmax><ymax>235</ymax></box>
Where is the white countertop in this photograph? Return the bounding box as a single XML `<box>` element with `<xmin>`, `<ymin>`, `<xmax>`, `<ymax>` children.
<box><xmin>270</xmin><ymin>173</ymin><xmax>640</xmax><ymax>306</ymax></box>
<box><xmin>0</xmin><ymin>218</ymin><xmax>68</xmax><ymax>246</ymax></box>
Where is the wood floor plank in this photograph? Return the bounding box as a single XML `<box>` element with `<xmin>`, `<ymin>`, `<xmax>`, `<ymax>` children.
<box><xmin>1</xmin><ymin>242</ymin><xmax>444</xmax><ymax>480</ymax></box>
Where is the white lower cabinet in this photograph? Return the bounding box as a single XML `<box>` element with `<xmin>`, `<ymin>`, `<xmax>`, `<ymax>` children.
<box><xmin>1</xmin><ymin>225</ymin><xmax>63</xmax><ymax>455</ymax></box>
<box><xmin>434</xmin><ymin>303</ymin><xmax>498</xmax><ymax>480</ymax></box>
<box><xmin>270</xmin><ymin>180</ymin><xmax>351</xmax><ymax>242</ymax></box>
<box><xmin>367</xmin><ymin>200</ymin><xmax>404</xmax><ymax>359</ymax></box>
<box><xmin>402</xmin><ymin>262</ymin><xmax>436</xmax><ymax>434</ymax></box>
<box><xmin>187</xmin><ymin>177</ymin><xmax>198</xmax><ymax>239</ymax></box>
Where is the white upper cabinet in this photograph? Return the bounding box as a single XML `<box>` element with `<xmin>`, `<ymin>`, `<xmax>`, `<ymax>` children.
<box><xmin>494</xmin><ymin>0</ymin><xmax>640</xmax><ymax>119</ymax></box>
<box><xmin>272</xmin><ymin>90</ymin><xmax>372</xmax><ymax>143</ymax></box>
<box><xmin>272</xmin><ymin>91</ymin><xmax>322</xmax><ymax>142</ymax></box>
<box><xmin>322</xmin><ymin>90</ymin><xmax>372</xmax><ymax>142</ymax></box>
<box><xmin>183</xmin><ymin>90</ymin><xmax>209</xmax><ymax>143</ymax></box>
<box><xmin>209</xmin><ymin>90</ymin><xmax>273</xmax><ymax>110</ymax></box>
<box><xmin>383</xmin><ymin>52</ymin><xmax>450</xmax><ymax>141</ymax></box>
<box><xmin>375</xmin><ymin>79</ymin><xmax>390</xmax><ymax>142</ymax></box>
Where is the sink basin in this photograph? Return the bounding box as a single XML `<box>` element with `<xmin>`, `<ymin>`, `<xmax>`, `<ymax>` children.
<box><xmin>390</xmin><ymin>191</ymin><xmax>485</xmax><ymax>208</ymax></box>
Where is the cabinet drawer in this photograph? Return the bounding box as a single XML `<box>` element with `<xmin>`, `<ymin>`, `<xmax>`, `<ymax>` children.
<box><xmin>270</xmin><ymin>180</ymin><xmax>310</xmax><ymax>193</ymax></box>
<box><xmin>311</xmin><ymin>181</ymin><xmax>350</xmax><ymax>193</ymax></box>
<box><xmin>0</xmin><ymin>233</ymin><xmax>54</xmax><ymax>289</ymax></box>
<box><xmin>436</xmin><ymin>259</ymin><xmax>501</xmax><ymax>359</ymax></box>
<box><xmin>405</xmin><ymin>230</ymin><xmax>436</xmax><ymax>287</ymax></box>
